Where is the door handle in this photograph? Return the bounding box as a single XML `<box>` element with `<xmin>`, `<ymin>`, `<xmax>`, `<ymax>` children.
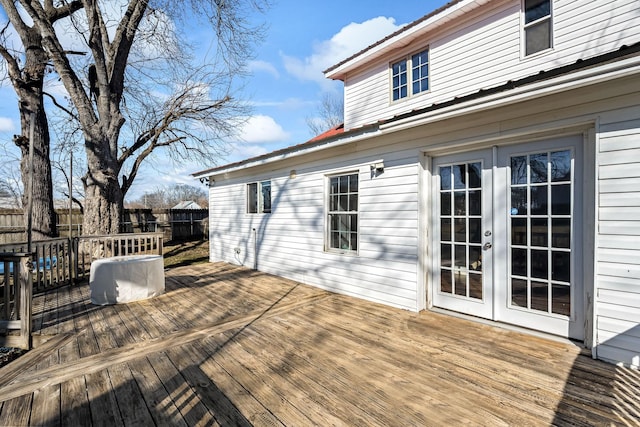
<box><xmin>483</xmin><ymin>242</ymin><xmax>492</xmax><ymax>250</ymax></box>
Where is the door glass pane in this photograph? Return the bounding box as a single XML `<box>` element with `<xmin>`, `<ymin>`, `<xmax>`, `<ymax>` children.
<box><xmin>469</xmin><ymin>273</ymin><xmax>482</xmax><ymax>299</ymax></box>
<box><xmin>469</xmin><ymin>190</ymin><xmax>481</xmax><ymax>216</ymax></box>
<box><xmin>552</xmin><ymin>284</ymin><xmax>570</xmax><ymax>316</ymax></box>
<box><xmin>441</xmin><ymin>270</ymin><xmax>452</xmax><ymax>293</ymax></box>
<box><xmin>469</xmin><ymin>246</ymin><xmax>482</xmax><ymax>271</ymax></box>
<box><xmin>441</xmin><ymin>244</ymin><xmax>452</xmax><ymax>267</ymax></box>
<box><xmin>438</xmin><ymin>161</ymin><xmax>484</xmax><ymax>304</ymax></box>
<box><xmin>551</xmin><ymin>151</ymin><xmax>571</xmax><ymax>182</ymax></box>
<box><xmin>511</xmin><ymin>278</ymin><xmax>528</xmax><ymax>308</ymax></box>
<box><xmin>441</xmin><ymin>219</ymin><xmax>451</xmax><ymax>241</ymax></box>
<box><xmin>440</xmin><ymin>166</ymin><xmax>451</xmax><ymax>190</ymax></box>
<box><xmin>531</xmin><ymin>249</ymin><xmax>548</xmax><ymax>279</ymax></box>
<box><xmin>530</xmin><ymin>153</ymin><xmax>548</xmax><ymax>183</ymax></box>
<box><xmin>531</xmin><ymin>281</ymin><xmax>549</xmax><ymax>312</ymax></box>
<box><xmin>454</xmin><ymin>245</ymin><xmax>466</xmax><ymax>267</ymax></box>
<box><xmin>453</xmin><ymin>165</ymin><xmax>466</xmax><ymax>189</ymax></box>
<box><xmin>511</xmin><ymin>156</ymin><xmax>527</xmax><ymax>184</ymax></box>
<box><xmin>551</xmin><ymin>251</ymin><xmax>570</xmax><ymax>282</ymax></box>
<box><xmin>512</xmin><ymin>248</ymin><xmax>527</xmax><ymax>276</ymax></box>
<box><xmin>530</xmin><ymin>186</ymin><xmax>548</xmax><ymax>215</ymax></box>
<box><xmin>512</xmin><ymin>218</ymin><xmax>527</xmax><ymax>245</ymax></box>
<box><xmin>441</xmin><ymin>193</ymin><xmax>451</xmax><ymax>215</ymax></box>
<box><xmin>509</xmin><ymin>149</ymin><xmax>573</xmax><ymax>317</ymax></box>
<box><xmin>552</xmin><ymin>219</ymin><xmax>570</xmax><ymax>248</ymax></box>
<box><xmin>469</xmin><ymin>219</ymin><xmax>481</xmax><ymax>244</ymax></box>
<box><xmin>552</xmin><ymin>184</ymin><xmax>571</xmax><ymax>215</ymax></box>
<box><xmin>468</xmin><ymin>162</ymin><xmax>482</xmax><ymax>188</ymax></box>
<box><xmin>511</xmin><ymin>187</ymin><xmax>527</xmax><ymax>215</ymax></box>
<box><xmin>454</xmin><ymin>219</ymin><xmax>466</xmax><ymax>242</ymax></box>
<box><xmin>530</xmin><ymin>218</ymin><xmax>548</xmax><ymax>247</ymax></box>
<box><xmin>454</xmin><ymin>192</ymin><xmax>466</xmax><ymax>215</ymax></box>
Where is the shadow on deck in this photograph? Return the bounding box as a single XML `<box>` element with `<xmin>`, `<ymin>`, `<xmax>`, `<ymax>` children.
<box><xmin>0</xmin><ymin>262</ymin><xmax>638</xmax><ymax>426</ymax></box>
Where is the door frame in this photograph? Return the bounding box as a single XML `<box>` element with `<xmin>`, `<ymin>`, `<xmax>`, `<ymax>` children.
<box><xmin>423</xmin><ymin>130</ymin><xmax>595</xmax><ymax>343</ymax></box>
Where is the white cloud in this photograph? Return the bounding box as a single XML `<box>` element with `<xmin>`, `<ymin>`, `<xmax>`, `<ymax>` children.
<box><xmin>0</xmin><ymin>117</ymin><xmax>15</xmax><ymax>132</ymax></box>
<box><xmin>249</xmin><ymin>97</ymin><xmax>314</xmax><ymax>110</ymax></box>
<box><xmin>281</xmin><ymin>16</ymin><xmax>403</xmax><ymax>88</ymax></box>
<box><xmin>249</xmin><ymin>60</ymin><xmax>280</xmax><ymax>79</ymax></box>
<box><xmin>236</xmin><ymin>115</ymin><xmax>290</xmax><ymax>144</ymax></box>
<box><xmin>230</xmin><ymin>144</ymin><xmax>269</xmax><ymax>160</ymax></box>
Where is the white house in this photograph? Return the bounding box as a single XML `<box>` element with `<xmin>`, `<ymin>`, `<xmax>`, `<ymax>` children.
<box><xmin>194</xmin><ymin>0</ymin><xmax>640</xmax><ymax>368</ymax></box>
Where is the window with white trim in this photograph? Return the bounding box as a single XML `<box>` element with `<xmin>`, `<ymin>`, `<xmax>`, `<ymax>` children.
<box><xmin>327</xmin><ymin>173</ymin><xmax>358</xmax><ymax>252</ymax></box>
<box><xmin>523</xmin><ymin>0</ymin><xmax>552</xmax><ymax>56</ymax></box>
<box><xmin>391</xmin><ymin>48</ymin><xmax>429</xmax><ymax>101</ymax></box>
<box><xmin>247</xmin><ymin>180</ymin><xmax>271</xmax><ymax>214</ymax></box>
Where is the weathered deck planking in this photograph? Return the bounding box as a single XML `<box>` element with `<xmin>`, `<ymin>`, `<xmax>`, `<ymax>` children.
<box><xmin>0</xmin><ymin>261</ymin><xmax>638</xmax><ymax>426</ymax></box>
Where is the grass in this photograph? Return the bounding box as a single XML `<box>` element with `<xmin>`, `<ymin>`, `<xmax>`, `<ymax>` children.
<box><xmin>163</xmin><ymin>239</ymin><xmax>209</xmax><ymax>269</ymax></box>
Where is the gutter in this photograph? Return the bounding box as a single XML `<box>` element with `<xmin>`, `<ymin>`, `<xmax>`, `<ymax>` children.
<box><xmin>193</xmin><ymin>125</ymin><xmax>381</xmax><ymax>178</ymax></box>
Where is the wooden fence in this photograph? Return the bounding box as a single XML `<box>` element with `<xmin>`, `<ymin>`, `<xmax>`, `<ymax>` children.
<box><xmin>0</xmin><ymin>233</ymin><xmax>163</xmax><ymax>349</ymax></box>
<box><xmin>0</xmin><ymin>208</ymin><xmax>208</xmax><ymax>244</ymax></box>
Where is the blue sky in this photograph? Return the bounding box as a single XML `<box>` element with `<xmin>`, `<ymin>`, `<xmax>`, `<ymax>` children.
<box><xmin>0</xmin><ymin>1</ymin><xmax>447</xmax><ymax>201</ymax></box>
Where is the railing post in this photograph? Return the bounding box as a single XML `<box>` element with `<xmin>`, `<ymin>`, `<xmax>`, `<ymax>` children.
<box><xmin>18</xmin><ymin>254</ymin><xmax>33</xmax><ymax>350</ymax></box>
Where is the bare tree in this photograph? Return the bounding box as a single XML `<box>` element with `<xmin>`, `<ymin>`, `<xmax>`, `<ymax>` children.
<box><xmin>0</xmin><ymin>2</ymin><xmax>82</xmax><ymax>239</ymax></box>
<box><xmin>306</xmin><ymin>92</ymin><xmax>344</xmax><ymax>136</ymax></box>
<box><xmin>119</xmin><ymin>65</ymin><xmax>249</xmax><ymax>201</ymax></box>
<box><xmin>16</xmin><ymin>0</ymin><xmax>267</xmax><ymax>235</ymax></box>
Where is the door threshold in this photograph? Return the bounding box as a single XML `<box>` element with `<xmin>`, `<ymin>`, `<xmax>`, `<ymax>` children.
<box><xmin>428</xmin><ymin>306</ymin><xmax>589</xmax><ymax>355</ymax></box>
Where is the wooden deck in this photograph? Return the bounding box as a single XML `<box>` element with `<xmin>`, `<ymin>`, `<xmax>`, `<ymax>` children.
<box><xmin>0</xmin><ymin>262</ymin><xmax>638</xmax><ymax>426</ymax></box>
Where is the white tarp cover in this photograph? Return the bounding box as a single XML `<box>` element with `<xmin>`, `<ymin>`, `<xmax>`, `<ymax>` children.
<box><xmin>90</xmin><ymin>255</ymin><xmax>165</xmax><ymax>305</ymax></box>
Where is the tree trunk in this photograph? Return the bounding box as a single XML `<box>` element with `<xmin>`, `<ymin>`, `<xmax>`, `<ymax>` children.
<box><xmin>11</xmin><ymin>29</ymin><xmax>57</xmax><ymax>241</ymax></box>
<box><xmin>82</xmin><ymin>135</ymin><xmax>123</xmax><ymax>235</ymax></box>
<box><xmin>15</xmin><ymin>106</ymin><xmax>57</xmax><ymax>241</ymax></box>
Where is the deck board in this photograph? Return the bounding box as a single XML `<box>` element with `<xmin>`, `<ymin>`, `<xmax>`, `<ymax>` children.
<box><xmin>0</xmin><ymin>261</ymin><xmax>638</xmax><ymax>426</ymax></box>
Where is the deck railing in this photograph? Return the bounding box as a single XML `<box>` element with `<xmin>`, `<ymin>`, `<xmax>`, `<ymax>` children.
<box><xmin>0</xmin><ymin>233</ymin><xmax>163</xmax><ymax>349</ymax></box>
<box><xmin>75</xmin><ymin>233</ymin><xmax>164</xmax><ymax>279</ymax></box>
<box><xmin>0</xmin><ymin>253</ymin><xmax>32</xmax><ymax>349</ymax></box>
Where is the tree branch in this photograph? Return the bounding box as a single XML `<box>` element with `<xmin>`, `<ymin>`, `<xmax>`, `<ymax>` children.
<box><xmin>43</xmin><ymin>91</ymin><xmax>78</xmax><ymax>120</ymax></box>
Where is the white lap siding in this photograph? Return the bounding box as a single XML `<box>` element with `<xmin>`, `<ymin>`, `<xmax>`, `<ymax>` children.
<box><xmin>343</xmin><ymin>0</ymin><xmax>640</xmax><ymax>130</ymax></box>
<box><xmin>208</xmin><ymin>148</ymin><xmax>422</xmax><ymax>311</ymax></box>
<box><xmin>596</xmin><ymin>114</ymin><xmax>640</xmax><ymax>368</ymax></box>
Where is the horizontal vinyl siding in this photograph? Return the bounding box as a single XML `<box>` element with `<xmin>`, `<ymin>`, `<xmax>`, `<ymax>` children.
<box><xmin>596</xmin><ymin>115</ymin><xmax>640</xmax><ymax>368</ymax></box>
<box><xmin>208</xmin><ymin>149</ymin><xmax>422</xmax><ymax>311</ymax></box>
<box><xmin>343</xmin><ymin>0</ymin><xmax>640</xmax><ymax>130</ymax></box>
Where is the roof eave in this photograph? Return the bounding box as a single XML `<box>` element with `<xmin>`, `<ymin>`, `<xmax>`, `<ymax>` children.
<box><xmin>324</xmin><ymin>0</ymin><xmax>487</xmax><ymax>81</ymax></box>
<box><xmin>192</xmin><ymin>124</ymin><xmax>379</xmax><ymax>179</ymax></box>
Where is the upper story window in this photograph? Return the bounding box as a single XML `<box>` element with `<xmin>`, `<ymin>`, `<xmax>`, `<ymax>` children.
<box><xmin>247</xmin><ymin>180</ymin><xmax>271</xmax><ymax>214</ymax></box>
<box><xmin>391</xmin><ymin>48</ymin><xmax>429</xmax><ymax>101</ymax></box>
<box><xmin>523</xmin><ymin>0</ymin><xmax>552</xmax><ymax>56</ymax></box>
<box><xmin>327</xmin><ymin>173</ymin><xmax>358</xmax><ymax>252</ymax></box>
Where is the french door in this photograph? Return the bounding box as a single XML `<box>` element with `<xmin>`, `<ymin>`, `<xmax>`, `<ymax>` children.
<box><xmin>431</xmin><ymin>136</ymin><xmax>584</xmax><ymax>340</ymax></box>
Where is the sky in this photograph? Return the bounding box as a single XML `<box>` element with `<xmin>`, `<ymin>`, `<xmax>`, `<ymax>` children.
<box><xmin>0</xmin><ymin>0</ymin><xmax>448</xmax><ymax>202</ymax></box>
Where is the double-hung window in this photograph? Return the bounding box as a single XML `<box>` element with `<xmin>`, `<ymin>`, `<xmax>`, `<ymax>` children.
<box><xmin>523</xmin><ymin>0</ymin><xmax>552</xmax><ymax>56</ymax></box>
<box><xmin>247</xmin><ymin>180</ymin><xmax>271</xmax><ymax>214</ymax></box>
<box><xmin>391</xmin><ymin>48</ymin><xmax>429</xmax><ymax>101</ymax></box>
<box><xmin>327</xmin><ymin>173</ymin><xmax>358</xmax><ymax>252</ymax></box>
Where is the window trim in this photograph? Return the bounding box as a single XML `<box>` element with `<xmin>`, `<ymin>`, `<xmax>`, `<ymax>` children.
<box><xmin>325</xmin><ymin>171</ymin><xmax>359</xmax><ymax>254</ymax></box>
<box><xmin>390</xmin><ymin>47</ymin><xmax>430</xmax><ymax>103</ymax></box>
<box><xmin>246</xmin><ymin>180</ymin><xmax>271</xmax><ymax>214</ymax></box>
<box><xmin>522</xmin><ymin>0</ymin><xmax>553</xmax><ymax>58</ymax></box>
